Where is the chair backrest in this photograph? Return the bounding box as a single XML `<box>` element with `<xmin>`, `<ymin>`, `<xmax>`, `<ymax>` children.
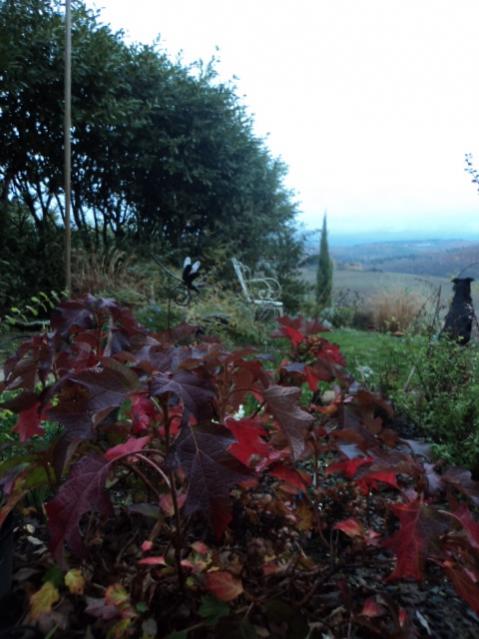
<box><xmin>231</xmin><ymin>258</ymin><xmax>252</xmax><ymax>302</ymax></box>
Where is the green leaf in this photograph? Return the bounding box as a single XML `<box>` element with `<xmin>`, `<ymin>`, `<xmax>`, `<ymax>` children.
<box><xmin>135</xmin><ymin>601</ymin><xmax>149</xmax><ymax>614</ymax></box>
<box><xmin>198</xmin><ymin>594</ymin><xmax>230</xmax><ymax>625</ymax></box>
<box><xmin>25</xmin><ymin>305</ymin><xmax>39</xmax><ymax>316</ymax></box>
<box><xmin>43</xmin><ymin>564</ymin><xmax>64</xmax><ymax>588</ymax></box>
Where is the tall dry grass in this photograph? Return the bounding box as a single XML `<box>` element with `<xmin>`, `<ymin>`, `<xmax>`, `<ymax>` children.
<box><xmin>72</xmin><ymin>247</ymin><xmax>157</xmax><ymax>306</ymax></box>
<box><xmin>370</xmin><ymin>290</ymin><xmax>427</xmax><ymax>333</ymax></box>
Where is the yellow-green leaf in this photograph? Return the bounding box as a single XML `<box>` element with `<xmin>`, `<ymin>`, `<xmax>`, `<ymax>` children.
<box><xmin>29</xmin><ymin>581</ymin><xmax>60</xmax><ymax>620</ymax></box>
<box><xmin>105</xmin><ymin>583</ymin><xmax>130</xmax><ymax>607</ymax></box>
<box><xmin>65</xmin><ymin>568</ymin><xmax>85</xmax><ymax>595</ymax></box>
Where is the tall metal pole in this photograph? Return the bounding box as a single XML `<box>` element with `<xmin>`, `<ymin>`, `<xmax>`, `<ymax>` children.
<box><xmin>64</xmin><ymin>0</ymin><xmax>72</xmax><ymax>294</ymax></box>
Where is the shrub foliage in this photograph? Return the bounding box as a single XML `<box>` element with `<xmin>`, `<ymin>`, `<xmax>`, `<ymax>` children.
<box><xmin>1</xmin><ymin>298</ymin><xmax>479</xmax><ymax>636</ymax></box>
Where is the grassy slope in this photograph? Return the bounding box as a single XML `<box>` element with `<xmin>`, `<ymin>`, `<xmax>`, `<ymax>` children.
<box><xmin>301</xmin><ymin>266</ymin><xmax>452</xmax><ymax>299</ymax></box>
<box><xmin>326</xmin><ymin>327</ymin><xmax>395</xmax><ymax>372</ymax></box>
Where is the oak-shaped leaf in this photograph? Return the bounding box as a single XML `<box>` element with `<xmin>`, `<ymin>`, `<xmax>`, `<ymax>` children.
<box><xmin>279</xmin><ymin>325</ymin><xmax>305</xmax><ymax>348</ymax></box>
<box><xmin>355</xmin><ymin>469</ymin><xmax>399</xmax><ymax>495</ymax></box>
<box><xmin>273</xmin><ymin>316</ymin><xmax>328</xmax><ymax>341</ymax></box>
<box><xmin>383</xmin><ymin>499</ymin><xmax>450</xmax><ymax>580</ymax></box>
<box><xmin>263</xmin><ymin>385</ymin><xmax>314</xmax><ymax>459</ymax></box>
<box><xmin>225</xmin><ymin>417</ymin><xmax>271</xmax><ymax>467</ymax></box>
<box><xmin>151</xmin><ymin>370</ymin><xmax>215</xmax><ymax>420</ymax></box>
<box><xmin>50</xmin><ymin>299</ymin><xmax>95</xmax><ymax>337</ymax></box>
<box><xmin>2</xmin><ymin>333</ymin><xmax>54</xmax><ymax>392</ymax></box>
<box><xmin>269</xmin><ymin>462</ymin><xmax>311</xmax><ymax>490</ymax></box>
<box><xmin>315</xmin><ymin>340</ymin><xmax>345</xmax><ymax>367</ymax></box>
<box><xmin>46</xmin><ymin>454</ymin><xmax>113</xmax><ymax>563</ymax></box>
<box><xmin>326</xmin><ymin>456</ymin><xmax>373</xmax><ymax>479</ymax></box>
<box><xmin>167</xmin><ymin>422</ymin><xmax>252</xmax><ymax>538</ymax></box>
<box><xmin>48</xmin><ymin>358</ymin><xmax>139</xmax><ymax>443</ymax></box>
<box><xmin>1</xmin><ymin>391</ymin><xmax>45</xmax><ymax>442</ymax></box>
<box><xmin>47</xmin><ymin>360</ymin><xmax>140</xmax><ymax>478</ymax></box>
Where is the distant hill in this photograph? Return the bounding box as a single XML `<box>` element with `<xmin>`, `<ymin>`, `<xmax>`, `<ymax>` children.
<box><xmin>358</xmin><ymin>242</ymin><xmax>479</xmax><ymax>278</ymax></box>
<box><xmin>330</xmin><ymin>239</ymin><xmax>475</xmax><ymax>263</ymax></box>
<box><xmin>302</xmin><ymin>239</ymin><xmax>479</xmax><ymax>278</ymax></box>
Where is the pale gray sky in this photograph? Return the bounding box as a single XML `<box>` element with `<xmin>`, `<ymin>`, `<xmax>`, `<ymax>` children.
<box><xmin>89</xmin><ymin>0</ymin><xmax>479</xmax><ymax>236</ymax></box>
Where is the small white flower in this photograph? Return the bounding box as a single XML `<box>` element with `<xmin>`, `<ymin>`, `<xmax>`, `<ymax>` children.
<box><xmin>356</xmin><ymin>365</ymin><xmax>374</xmax><ymax>379</ymax></box>
<box><xmin>234</xmin><ymin>404</ymin><xmax>246</xmax><ymax>419</ymax></box>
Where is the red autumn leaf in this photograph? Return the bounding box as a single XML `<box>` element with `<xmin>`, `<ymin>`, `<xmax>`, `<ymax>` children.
<box><xmin>274</xmin><ymin>316</ymin><xmax>328</xmax><ymax>340</ymax></box>
<box><xmin>443</xmin><ymin>561</ymin><xmax>479</xmax><ymax>615</ymax></box>
<box><xmin>46</xmin><ymin>454</ymin><xmax>113</xmax><ymax>563</ymax></box>
<box><xmin>304</xmin><ymin>366</ymin><xmax>321</xmax><ymax>391</ymax></box>
<box><xmin>326</xmin><ymin>456</ymin><xmax>373</xmax><ymax>479</ymax></box>
<box><xmin>51</xmin><ymin>299</ymin><xmax>95</xmax><ymax>336</ymax></box>
<box><xmin>360</xmin><ymin>596</ymin><xmax>386</xmax><ymax>618</ymax></box>
<box><xmin>263</xmin><ymin>385</ymin><xmax>314</xmax><ymax>459</ymax></box>
<box><xmin>316</xmin><ymin>340</ymin><xmax>345</xmax><ymax>366</ymax></box>
<box><xmin>3</xmin><ymin>334</ymin><xmax>52</xmax><ymax>392</ymax></box>
<box><xmin>1</xmin><ymin>391</ymin><xmax>46</xmax><ymax>441</ymax></box>
<box><xmin>334</xmin><ymin>518</ymin><xmax>364</xmax><ymax>538</ymax></box>
<box><xmin>130</xmin><ymin>394</ymin><xmax>159</xmax><ymax>433</ymax></box>
<box><xmin>355</xmin><ymin>469</ymin><xmax>399</xmax><ymax>494</ymax></box>
<box><xmin>281</xmin><ymin>325</ymin><xmax>305</xmax><ymax>348</ymax></box>
<box><xmin>451</xmin><ymin>504</ymin><xmax>479</xmax><ymax>549</ymax></box>
<box><xmin>14</xmin><ymin>401</ymin><xmax>43</xmax><ymax>442</ymax></box>
<box><xmin>104</xmin><ymin>436</ymin><xmax>150</xmax><ymax>462</ymax></box>
<box><xmin>225</xmin><ymin>417</ymin><xmax>271</xmax><ymax>466</ymax></box>
<box><xmin>383</xmin><ymin>499</ymin><xmax>450</xmax><ymax>580</ymax></box>
<box><xmin>204</xmin><ymin>571</ymin><xmax>243</xmax><ymax>602</ymax></box>
<box><xmin>269</xmin><ymin>463</ymin><xmax>311</xmax><ymax>490</ymax></box>
<box><xmin>167</xmin><ymin>422</ymin><xmax>252</xmax><ymax>538</ymax></box>
<box><xmin>138</xmin><ymin>556</ymin><xmax>167</xmax><ymax>566</ymax></box>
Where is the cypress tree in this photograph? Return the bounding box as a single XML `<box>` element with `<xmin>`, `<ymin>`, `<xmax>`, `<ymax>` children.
<box><xmin>316</xmin><ymin>213</ymin><xmax>333</xmax><ymax>309</ymax></box>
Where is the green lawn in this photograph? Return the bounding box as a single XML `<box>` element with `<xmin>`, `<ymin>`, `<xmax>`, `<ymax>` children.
<box><xmin>325</xmin><ymin>328</ymin><xmax>418</xmax><ymax>390</ymax></box>
<box><xmin>327</xmin><ymin>327</ymin><xmax>395</xmax><ymax>366</ymax></box>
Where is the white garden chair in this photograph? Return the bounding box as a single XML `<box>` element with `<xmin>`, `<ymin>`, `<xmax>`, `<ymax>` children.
<box><xmin>231</xmin><ymin>257</ymin><xmax>284</xmax><ymax>317</ymax></box>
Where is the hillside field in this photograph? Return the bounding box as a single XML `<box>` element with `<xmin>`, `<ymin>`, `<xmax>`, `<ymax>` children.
<box><xmin>300</xmin><ymin>266</ymin><xmax>479</xmax><ymax>308</ymax></box>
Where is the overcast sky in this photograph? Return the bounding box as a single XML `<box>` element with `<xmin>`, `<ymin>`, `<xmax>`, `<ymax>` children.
<box><xmin>88</xmin><ymin>0</ymin><xmax>479</xmax><ymax>237</ymax></box>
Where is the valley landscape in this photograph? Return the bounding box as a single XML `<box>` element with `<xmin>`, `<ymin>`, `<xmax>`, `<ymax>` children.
<box><xmin>302</xmin><ymin>235</ymin><xmax>479</xmax><ymax>308</ymax></box>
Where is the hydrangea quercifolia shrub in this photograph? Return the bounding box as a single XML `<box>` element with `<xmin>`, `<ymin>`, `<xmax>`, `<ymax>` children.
<box><xmin>0</xmin><ymin>297</ymin><xmax>479</xmax><ymax>637</ymax></box>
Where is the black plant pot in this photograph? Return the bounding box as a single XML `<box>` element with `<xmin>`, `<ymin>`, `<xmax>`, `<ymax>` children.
<box><xmin>0</xmin><ymin>513</ymin><xmax>14</xmax><ymax>601</ymax></box>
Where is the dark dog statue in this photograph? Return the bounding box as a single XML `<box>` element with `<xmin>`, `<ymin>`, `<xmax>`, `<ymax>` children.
<box><xmin>442</xmin><ymin>277</ymin><xmax>475</xmax><ymax>345</ymax></box>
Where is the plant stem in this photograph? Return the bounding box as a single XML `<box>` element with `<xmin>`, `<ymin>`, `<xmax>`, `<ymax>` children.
<box><xmin>168</xmin><ymin>469</ymin><xmax>185</xmax><ymax>592</ymax></box>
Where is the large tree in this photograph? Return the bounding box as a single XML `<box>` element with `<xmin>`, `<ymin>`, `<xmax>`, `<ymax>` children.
<box><xmin>0</xmin><ymin>0</ymin><xmax>301</xmax><ymax>276</ymax></box>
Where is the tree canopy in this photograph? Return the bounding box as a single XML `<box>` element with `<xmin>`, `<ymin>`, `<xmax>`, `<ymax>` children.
<box><xmin>0</xmin><ymin>0</ymin><xmax>301</xmax><ymax>276</ymax></box>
